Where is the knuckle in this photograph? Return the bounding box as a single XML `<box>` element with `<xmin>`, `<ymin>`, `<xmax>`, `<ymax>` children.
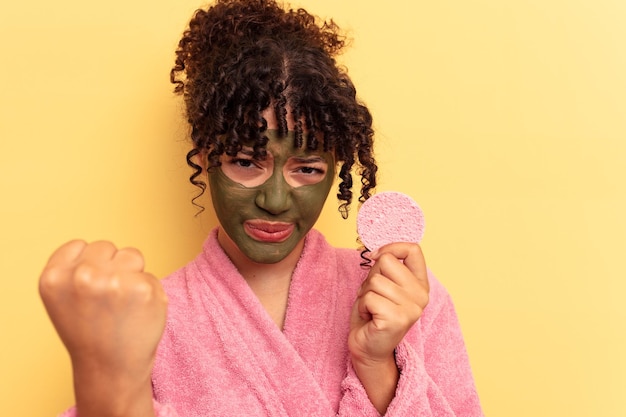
<box><xmin>39</xmin><ymin>267</ymin><xmax>65</xmax><ymax>297</ymax></box>
<box><xmin>377</xmin><ymin>252</ymin><xmax>395</xmax><ymax>264</ymax></box>
<box><xmin>361</xmin><ymin>290</ymin><xmax>377</xmax><ymax>305</ymax></box>
<box><xmin>408</xmin><ymin>243</ymin><xmax>423</xmax><ymax>256</ymax></box>
<box><xmin>72</xmin><ymin>263</ymin><xmax>98</xmax><ymax>288</ymax></box>
<box><xmin>130</xmin><ymin>275</ymin><xmax>167</xmax><ymax>307</ymax></box>
<box><xmin>129</xmin><ymin>278</ymin><xmax>154</xmax><ymax>300</ymax></box>
<box><xmin>92</xmin><ymin>240</ymin><xmax>117</xmax><ymax>250</ymax></box>
<box><xmin>72</xmin><ymin>263</ymin><xmax>118</xmax><ymax>296</ymax></box>
<box><xmin>403</xmin><ymin>306</ymin><xmax>422</xmax><ymax>325</ymax></box>
<box><xmin>113</xmin><ymin>247</ymin><xmax>146</xmax><ymax>271</ymax></box>
<box><xmin>367</xmin><ymin>273</ymin><xmax>385</xmax><ymax>289</ymax></box>
<box><xmin>119</xmin><ymin>246</ymin><xmax>143</xmax><ymax>260</ymax></box>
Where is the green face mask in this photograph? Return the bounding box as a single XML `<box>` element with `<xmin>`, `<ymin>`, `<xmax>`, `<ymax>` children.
<box><xmin>208</xmin><ymin>130</ymin><xmax>335</xmax><ymax>264</ymax></box>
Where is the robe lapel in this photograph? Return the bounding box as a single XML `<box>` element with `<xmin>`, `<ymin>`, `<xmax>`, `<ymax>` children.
<box><xmin>283</xmin><ymin>231</ymin><xmax>353</xmax><ymax>407</ymax></box>
<box><xmin>195</xmin><ymin>230</ymin><xmax>337</xmax><ymax>416</ymax></box>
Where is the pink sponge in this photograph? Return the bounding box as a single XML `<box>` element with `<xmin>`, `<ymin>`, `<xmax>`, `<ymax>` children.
<box><xmin>357</xmin><ymin>191</ymin><xmax>425</xmax><ymax>252</ymax></box>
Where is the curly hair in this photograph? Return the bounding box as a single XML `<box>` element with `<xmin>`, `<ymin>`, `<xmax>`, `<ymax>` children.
<box><xmin>171</xmin><ymin>0</ymin><xmax>377</xmax><ymax>218</ymax></box>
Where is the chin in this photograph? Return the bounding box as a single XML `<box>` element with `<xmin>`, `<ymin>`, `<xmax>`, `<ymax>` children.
<box><xmin>240</xmin><ymin>238</ymin><xmax>299</xmax><ymax>265</ymax></box>
<box><xmin>243</xmin><ymin>247</ymin><xmax>292</xmax><ymax>264</ymax></box>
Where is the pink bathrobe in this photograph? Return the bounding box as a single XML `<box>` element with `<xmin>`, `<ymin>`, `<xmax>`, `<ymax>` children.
<box><xmin>61</xmin><ymin>229</ymin><xmax>482</xmax><ymax>417</ymax></box>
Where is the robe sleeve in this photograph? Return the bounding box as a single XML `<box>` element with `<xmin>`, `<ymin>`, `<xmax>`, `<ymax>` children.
<box><xmin>337</xmin><ymin>287</ymin><xmax>483</xmax><ymax>417</ymax></box>
<box><xmin>57</xmin><ymin>400</ymin><xmax>180</xmax><ymax>417</ymax></box>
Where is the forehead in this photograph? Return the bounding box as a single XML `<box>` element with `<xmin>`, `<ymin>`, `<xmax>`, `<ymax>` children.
<box><xmin>238</xmin><ymin>129</ymin><xmax>330</xmax><ymax>161</ymax></box>
<box><xmin>262</xmin><ymin>106</ymin><xmax>295</xmax><ymax>130</ymax></box>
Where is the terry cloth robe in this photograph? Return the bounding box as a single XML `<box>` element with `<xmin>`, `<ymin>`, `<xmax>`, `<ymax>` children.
<box><xmin>59</xmin><ymin>228</ymin><xmax>483</xmax><ymax>417</ymax></box>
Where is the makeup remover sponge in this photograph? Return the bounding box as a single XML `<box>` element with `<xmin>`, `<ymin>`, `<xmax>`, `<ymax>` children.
<box><xmin>357</xmin><ymin>191</ymin><xmax>425</xmax><ymax>252</ymax></box>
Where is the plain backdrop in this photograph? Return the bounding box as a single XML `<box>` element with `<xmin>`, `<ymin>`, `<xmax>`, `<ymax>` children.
<box><xmin>1</xmin><ymin>0</ymin><xmax>625</xmax><ymax>415</ymax></box>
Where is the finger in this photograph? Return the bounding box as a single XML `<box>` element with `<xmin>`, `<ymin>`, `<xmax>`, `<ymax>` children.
<box><xmin>112</xmin><ymin>247</ymin><xmax>145</xmax><ymax>272</ymax></box>
<box><xmin>361</xmin><ymin>279</ymin><xmax>427</xmax><ymax>324</ymax></box>
<box><xmin>78</xmin><ymin>240</ymin><xmax>118</xmax><ymax>262</ymax></box>
<box><xmin>362</xmin><ymin>270</ymin><xmax>429</xmax><ymax>314</ymax></box>
<box><xmin>123</xmin><ymin>271</ymin><xmax>164</xmax><ymax>303</ymax></box>
<box><xmin>357</xmin><ymin>290</ymin><xmax>398</xmax><ymax>324</ymax></box>
<box><xmin>373</xmin><ymin>254</ymin><xmax>414</xmax><ymax>288</ymax></box>
<box><xmin>45</xmin><ymin>240</ymin><xmax>88</xmax><ymax>268</ymax></box>
<box><xmin>122</xmin><ymin>271</ymin><xmax>169</xmax><ymax>313</ymax></box>
<box><xmin>360</xmin><ymin>273</ymin><xmax>403</xmax><ymax>306</ymax></box>
<box><xmin>40</xmin><ymin>240</ymin><xmax>89</xmax><ymax>302</ymax></box>
<box><xmin>367</xmin><ymin>251</ymin><xmax>423</xmax><ymax>294</ymax></box>
<box><xmin>372</xmin><ymin>242</ymin><xmax>429</xmax><ymax>289</ymax></box>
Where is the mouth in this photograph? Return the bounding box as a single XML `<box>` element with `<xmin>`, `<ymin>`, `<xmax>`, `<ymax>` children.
<box><xmin>244</xmin><ymin>220</ymin><xmax>295</xmax><ymax>243</ymax></box>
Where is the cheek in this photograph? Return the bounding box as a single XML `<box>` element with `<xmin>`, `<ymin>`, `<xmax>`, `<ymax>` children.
<box><xmin>293</xmin><ymin>174</ymin><xmax>334</xmax><ymax>217</ymax></box>
<box><xmin>209</xmin><ymin>170</ymin><xmax>256</xmax><ymax>215</ymax></box>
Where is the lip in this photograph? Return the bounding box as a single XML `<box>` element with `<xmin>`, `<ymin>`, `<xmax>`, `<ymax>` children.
<box><xmin>244</xmin><ymin>220</ymin><xmax>295</xmax><ymax>243</ymax></box>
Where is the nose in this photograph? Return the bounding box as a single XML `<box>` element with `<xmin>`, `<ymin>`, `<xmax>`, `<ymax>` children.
<box><xmin>254</xmin><ymin>173</ymin><xmax>292</xmax><ymax>215</ymax></box>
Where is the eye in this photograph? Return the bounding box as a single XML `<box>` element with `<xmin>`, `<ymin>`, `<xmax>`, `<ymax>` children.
<box><xmin>297</xmin><ymin>166</ymin><xmax>325</xmax><ymax>175</ymax></box>
<box><xmin>284</xmin><ymin>158</ymin><xmax>330</xmax><ymax>188</ymax></box>
<box><xmin>232</xmin><ymin>158</ymin><xmax>254</xmax><ymax>168</ymax></box>
<box><xmin>220</xmin><ymin>153</ymin><xmax>272</xmax><ymax>187</ymax></box>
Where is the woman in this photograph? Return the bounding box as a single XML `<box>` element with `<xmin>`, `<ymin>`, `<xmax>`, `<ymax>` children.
<box><xmin>39</xmin><ymin>0</ymin><xmax>483</xmax><ymax>416</ymax></box>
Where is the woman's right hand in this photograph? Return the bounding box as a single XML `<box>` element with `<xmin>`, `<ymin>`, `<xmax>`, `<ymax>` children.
<box><xmin>39</xmin><ymin>240</ymin><xmax>167</xmax><ymax>417</ymax></box>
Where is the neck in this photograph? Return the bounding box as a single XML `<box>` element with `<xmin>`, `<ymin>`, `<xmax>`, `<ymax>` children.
<box><xmin>216</xmin><ymin>227</ymin><xmax>304</xmax><ymax>329</ymax></box>
<box><xmin>217</xmin><ymin>227</ymin><xmax>304</xmax><ymax>281</ymax></box>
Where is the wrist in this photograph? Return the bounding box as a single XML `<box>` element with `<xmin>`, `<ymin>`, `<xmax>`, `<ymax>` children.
<box><xmin>351</xmin><ymin>350</ymin><xmax>396</xmax><ymax>368</ymax></box>
<box><xmin>351</xmin><ymin>353</ymin><xmax>399</xmax><ymax>414</ymax></box>
<box><xmin>72</xmin><ymin>361</ymin><xmax>155</xmax><ymax>417</ymax></box>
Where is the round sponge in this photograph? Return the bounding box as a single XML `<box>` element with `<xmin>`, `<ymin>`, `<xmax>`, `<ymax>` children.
<box><xmin>357</xmin><ymin>191</ymin><xmax>425</xmax><ymax>252</ymax></box>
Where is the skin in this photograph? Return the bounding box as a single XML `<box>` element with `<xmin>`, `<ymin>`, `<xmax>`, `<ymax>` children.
<box><xmin>350</xmin><ymin>243</ymin><xmax>430</xmax><ymax>413</ymax></box>
<box><xmin>37</xmin><ymin>109</ymin><xmax>430</xmax><ymax>416</ymax></box>
<box><xmin>209</xmin><ymin>129</ymin><xmax>335</xmax><ymax>265</ymax></box>
<box><xmin>39</xmin><ymin>240</ymin><xmax>162</xmax><ymax>417</ymax></box>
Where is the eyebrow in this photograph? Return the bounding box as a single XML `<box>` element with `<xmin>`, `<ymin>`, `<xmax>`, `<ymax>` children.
<box><xmin>291</xmin><ymin>156</ymin><xmax>326</xmax><ymax>163</ymax></box>
<box><xmin>237</xmin><ymin>149</ymin><xmax>255</xmax><ymax>156</ymax></box>
<box><xmin>234</xmin><ymin>149</ymin><xmax>325</xmax><ymax>163</ymax></box>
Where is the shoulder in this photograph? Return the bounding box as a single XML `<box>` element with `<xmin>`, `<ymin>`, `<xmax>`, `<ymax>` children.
<box><xmin>305</xmin><ymin>229</ymin><xmax>363</xmax><ymax>260</ymax></box>
<box><xmin>158</xmin><ymin>244</ymin><xmax>218</xmax><ymax>319</ymax></box>
<box><xmin>160</xmin><ymin>265</ymin><xmax>188</xmax><ymax>295</ymax></box>
<box><xmin>427</xmin><ymin>270</ymin><xmax>452</xmax><ymax>307</ymax></box>
<box><xmin>424</xmin><ymin>270</ymin><xmax>453</xmax><ymax>315</ymax></box>
<box><xmin>416</xmin><ymin>270</ymin><xmax>461</xmax><ymax>337</ymax></box>
<box><xmin>305</xmin><ymin>229</ymin><xmax>368</xmax><ymax>282</ymax></box>
<box><xmin>159</xmin><ymin>228</ymin><xmax>222</xmax><ymax>302</ymax></box>
<box><xmin>158</xmin><ymin>264</ymin><xmax>197</xmax><ymax>323</ymax></box>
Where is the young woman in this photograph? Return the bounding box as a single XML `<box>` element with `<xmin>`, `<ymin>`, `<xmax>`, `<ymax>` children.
<box><xmin>39</xmin><ymin>1</ymin><xmax>483</xmax><ymax>416</ymax></box>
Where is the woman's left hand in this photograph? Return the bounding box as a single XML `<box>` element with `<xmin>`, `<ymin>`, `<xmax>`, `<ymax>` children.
<box><xmin>350</xmin><ymin>241</ymin><xmax>429</xmax><ymax>362</ymax></box>
<box><xmin>348</xmin><ymin>242</ymin><xmax>429</xmax><ymax>412</ymax></box>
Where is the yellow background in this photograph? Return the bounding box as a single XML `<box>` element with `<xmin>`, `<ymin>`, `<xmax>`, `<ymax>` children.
<box><xmin>1</xmin><ymin>0</ymin><xmax>625</xmax><ymax>415</ymax></box>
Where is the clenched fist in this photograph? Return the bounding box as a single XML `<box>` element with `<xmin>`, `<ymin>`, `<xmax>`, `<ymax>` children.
<box><xmin>39</xmin><ymin>240</ymin><xmax>167</xmax><ymax>417</ymax></box>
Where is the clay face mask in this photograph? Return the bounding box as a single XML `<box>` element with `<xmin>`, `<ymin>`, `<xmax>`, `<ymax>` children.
<box><xmin>209</xmin><ymin>130</ymin><xmax>335</xmax><ymax>264</ymax></box>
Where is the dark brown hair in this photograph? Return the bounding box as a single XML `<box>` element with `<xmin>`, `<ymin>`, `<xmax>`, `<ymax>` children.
<box><xmin>171</xmin><ymin>0</ymin><xmax>377</xmax><ymax>218</ymax></box>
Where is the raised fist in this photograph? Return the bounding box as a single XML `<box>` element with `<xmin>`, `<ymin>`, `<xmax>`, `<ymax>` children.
<box><xmin>39</xmin><ymin>240</ymin><xmax>167</xmax><ymax>416</ymax></box>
